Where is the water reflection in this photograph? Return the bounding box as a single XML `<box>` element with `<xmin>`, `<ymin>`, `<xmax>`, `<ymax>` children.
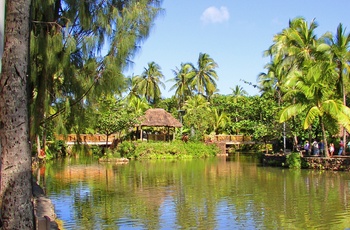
<box><xmin>36</xmin><ymin>154</ymin><xmax>350</xmax><ymax>229</ymax></box>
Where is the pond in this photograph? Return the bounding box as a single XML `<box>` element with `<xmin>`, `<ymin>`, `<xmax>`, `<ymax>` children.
<box><xmin>36</xmin><ymin>154</ymin><xmax>350</xmax><ymax>230</ymax></box>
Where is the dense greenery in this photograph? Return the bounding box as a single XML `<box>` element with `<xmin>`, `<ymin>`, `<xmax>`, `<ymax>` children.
<box><xmin>100</xmin><ymin>140</ymin><xmax>219</xmax><ymax>160</ymax></box>
<box><xmin>29</xmin><ymin>0</ymin><xmax>164</xmax><ymax>155</ymax></box>
<box><xmin>27</xmin><ymin>10</ymin><xmax>350</xmax><ymax>158</ymax></box>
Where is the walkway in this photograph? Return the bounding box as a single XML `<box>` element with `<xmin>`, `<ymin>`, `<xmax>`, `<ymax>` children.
<box><xmin>55</xmin><ymin>134</ymin><xmax>118</xmax><ymax>146</ymax></box>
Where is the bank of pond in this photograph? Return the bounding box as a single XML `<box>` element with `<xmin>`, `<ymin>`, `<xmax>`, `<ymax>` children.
<box><xmin>262</xmin><ymin>153</ymin><xmax>350</xmax><ymax>171</ymax></box>
<box><xmin>41</xmin><ymin>139</ymin><xmax>350</xmax><ymax>171</ymax></box>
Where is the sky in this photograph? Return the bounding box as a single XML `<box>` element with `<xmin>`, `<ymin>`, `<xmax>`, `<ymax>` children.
<box><xmin>124</xmin><ymin>0</ymin><xmax>350</xmax><ymax>98</ymax></box>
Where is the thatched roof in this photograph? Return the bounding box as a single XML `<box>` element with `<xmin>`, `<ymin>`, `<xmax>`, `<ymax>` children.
<box><xmin>139</xmin><ymin>108</ymin><xmax>182</xmax><ymax>128</ymax></box>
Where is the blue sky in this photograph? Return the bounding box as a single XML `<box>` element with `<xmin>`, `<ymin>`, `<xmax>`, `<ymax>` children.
<box><xmin>124</xmin><ymin>0</ymin><xmax>350</xmax><ymax>98</ymax></box>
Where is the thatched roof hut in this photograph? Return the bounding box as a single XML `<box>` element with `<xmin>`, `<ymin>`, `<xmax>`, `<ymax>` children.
<box><xmin>139</xmin><ymin>108</ymin><xmax>182</xmax><ymax>128</ymax></box>
<box><xmin>138</xmin><ymin>108</ymin><xmax>182</xmax><ymax>141</ymax></box>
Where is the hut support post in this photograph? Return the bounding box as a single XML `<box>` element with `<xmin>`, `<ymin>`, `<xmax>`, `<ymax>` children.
<box><xmin>140</xmin><ymin>126</ymin><xmax>143</xmax><ymax>141</ymax></box>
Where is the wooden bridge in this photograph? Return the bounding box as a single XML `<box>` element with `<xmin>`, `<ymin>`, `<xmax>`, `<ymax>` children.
<box><xmin>55</xmin><ymin>133</ymin><xmax>176</xmax><ymax>146</ymax></box>
<box><xmin>55</xmin><ymin>134</ymin><xmax>119</xmax><ymax>146</ymax></box>
<box><xmin>55</xmin><ymin>134</ymin><xmax>254</xmax><ymax>148</ymax></box>
<box><xmin>205</xmin><ymin>135</ymin><xmax>254</xmax><ymax>144</ymax></box>
<box><xmin>204</xmin><ymin>135</ymin><xmax>255</xmax><ymax>155</ymax></box>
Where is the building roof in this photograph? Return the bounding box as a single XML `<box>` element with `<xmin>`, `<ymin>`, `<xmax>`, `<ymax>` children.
<box><xmin>139</xmin><ymin>108</ymin><xmax>182</xmax><ymax>128</ymax></box>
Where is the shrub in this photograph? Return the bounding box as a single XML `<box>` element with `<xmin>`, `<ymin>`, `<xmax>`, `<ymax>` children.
<box><xmin>286</xmin><ymin>152</ymin><xmax>301</xmax><ymax>169</ymax></box>
<box><xmin>117</xmin><ymin>141</ymin><xmax>136</xmax><ymax>158</ymax></box>
<box><xmin>129</xmin><ymin>140</ymin><xmax>219</xmax><ymax>159</ymax></box>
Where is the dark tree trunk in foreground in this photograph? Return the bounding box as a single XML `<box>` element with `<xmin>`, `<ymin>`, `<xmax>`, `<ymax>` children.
<box><xmin>0</xmin><ymin>0</ymin><xmax>34</xmax><ymax>229</ymax></box>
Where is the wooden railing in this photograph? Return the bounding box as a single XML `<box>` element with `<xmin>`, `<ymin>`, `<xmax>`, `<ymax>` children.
<box><xmin>204</xmin><ymin>135</ymin><xmax>252</xmax><ymax>143</ymax></box>
<box><xmin>55</xmin><ymin>134</ymin><xmax>119</xmax><ymax>145</ymax></box>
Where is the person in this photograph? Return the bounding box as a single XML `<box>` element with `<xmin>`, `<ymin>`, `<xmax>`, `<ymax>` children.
<box><xmin>318</xmin><ymin>140</ymin><xmax>325</xmax><ymax>156</ymax></box>
<box><xmin>312</xmin><ymin>140</ymin><xmax>319</xmax><ymax>156</ymax></box>
<box><xmin>329</xmin><ymin>143</ymin><xmax>335</xmax><ymax>157</ymax></box>
<box><xmin>347</xmin><ymin>140</ymin><xmax>350</xmax><ymax>152</ymax></box>
<box><xmin>303</xmin><ymin>141</ymin><xmax>310</xmax><ymax>155</ymax></box>
<box><xmin>182</xmin><ymin>133</ymin><xmax>189</xmax><ymax>143</ymax></box>
<box><xmin>338</xmin><ymin>139</ymin><xmax>344</xmax><ymax>156</ymax></box>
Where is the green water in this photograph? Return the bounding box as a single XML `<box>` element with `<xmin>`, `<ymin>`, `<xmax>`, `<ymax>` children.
<box><xmin>37</xmin><ymin>154</ymin><xmax>350</xmax><ymax>229</ymax></box>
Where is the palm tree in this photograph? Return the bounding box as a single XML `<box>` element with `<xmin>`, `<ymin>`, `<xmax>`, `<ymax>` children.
<box><xmin>134</xmin><ymin>62</ymin><xmax>165</xmax><ymax>104</ymax></box>
<box><xmin>265</xmin><ymin>17</ymin><xmax>321</xmax><ymax>150</ymax></box>
<box><xmin>190</xmin><ymin>53</ymin><xmax>219</xmax><ymax>99</ymax></box>
<box><xmin>128</xmin><ymin>96</ymin><xmax>150</xmax><ymax>115</ymax></box>
<box><xmin>183</xmin><ymin>95</ymin><xmax>211</xmax><ymax>138</ymax></box>
<box><xmin>258</xmin><ymin>58</ymin><xmax>286</xmax><ymax>101</ymax></box>
<box><xmin>229</xmin><ymin>85</ymin><xmax>248</xmax><ymax>134</ymax></box>
<box><xmin>279</xmin><ymin>61</ymin><xmax>350</xmax><ymax>157</ymax></box>
<box><xmin>230</xmin><ymin>85</ymin><xmax>248</xmax><ymax>99</ymax></box>
<box><xmin>168</xmin><ymin>63</ymin><xmax>195</xmax><ymax>109</ymax></box>
<box><xmin>327</xmin><ymin>23</ymin><xmax>350</xmax><ymax>154</ymax></box>
<box><xmin>277</xmin><ymin>17</ymin><xmax>319</xmax><ymax>68</ymax></box>
<box><xmin>211</xmin><ymin>108</ymin><xmax>229</xmax><ymax>134</ymax></box>
<box><xmin>0</xmin><ymin>0</ymin><xmax>34</xmax><ymax>227</ymax></box>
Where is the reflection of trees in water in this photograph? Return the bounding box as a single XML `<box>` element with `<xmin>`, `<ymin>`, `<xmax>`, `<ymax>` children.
<box><xmin>43</xmin><ymin>158</ymin><xmax>350</xmax><ymax>229</ymax></box>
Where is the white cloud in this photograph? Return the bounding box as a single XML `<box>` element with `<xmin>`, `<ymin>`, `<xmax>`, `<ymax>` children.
<box><xmin>200</xmin><ymin>6</ymin><xmax>230</xmax><ymax>24</ymax></box>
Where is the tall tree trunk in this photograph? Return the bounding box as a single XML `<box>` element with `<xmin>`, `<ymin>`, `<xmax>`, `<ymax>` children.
<box><xmin>342</xmin><ymin>82</ymin><xmax>346</xmax><ymax>155</ymax></box>
<box><xmin>0</xmin><ymin>0</ymin><xmax>34</xmax><ymax>229</ymax></box>
<box><xmin>320</xmin><ymin>117</ymin><xmax>329</xmax><ymax>158</ymax></box>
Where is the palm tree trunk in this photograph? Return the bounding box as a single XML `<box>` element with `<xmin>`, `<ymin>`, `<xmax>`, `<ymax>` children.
<box><xmin>0</xmin><ymin>0</ymin><xmax>34</xmax><ymax>228</ymax></box>
<box><xmin>320</xmin><ymin>117</ymin><xmax>329</xmax><ymax>157</ymax></box>
<box><xmin>342</xmin><ymin>83</ymin><xmax>347</xmax><ymax>155</ymax></box>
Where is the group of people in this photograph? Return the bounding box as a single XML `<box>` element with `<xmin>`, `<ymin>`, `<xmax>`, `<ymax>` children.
<box><xmin>303</xmin><ymin>139</ymin><xmax>349</xmax><ymax>157</ymax></box>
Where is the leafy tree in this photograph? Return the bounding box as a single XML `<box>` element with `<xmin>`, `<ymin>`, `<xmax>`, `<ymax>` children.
<box><xmin>29</xmin><ymin>0</ymin><xmax>163</xmax><ymax>151</ymax></box>
<box><xmin>183</xmin><ymin>95</ymin><xmax>212</xmax><ymax>140</ymax></box>
<box><xmin>95</xmin><ymin>96</ymin><xmax>140</xmax><ymax>147</ymax></box>
<box><xmin>0</xmin><ymin>0</ymin><xmax>34</xmax><ymax>228</ymax></box>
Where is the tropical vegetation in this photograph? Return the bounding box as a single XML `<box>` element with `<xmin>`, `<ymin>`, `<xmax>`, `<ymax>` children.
<box><xmin>32</xmin><ymin>17</ymin><xmax>350</xmax><ymax>160</ymax></box>
<box><xmin>2</xmin><ymin>1</ymin><xmax>350</xmax><ymax>225</ymax></box>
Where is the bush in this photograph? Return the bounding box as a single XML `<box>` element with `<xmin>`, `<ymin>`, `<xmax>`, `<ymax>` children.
<box><xmin>286</xmin><ymin>152</ymin><xmax>301</xmax><ymax>169</ymax></box>
<box><xmin>117</xmin><ymin>141</ymin><xmax>136</xmax><ymax>158</ymax></box>
<box><xmin>127</xmin><ymin>140</ymin><xmax>219</xmax><ymax>159</ymax></box>
<box><xmin>46</xmin><ymin>140</ymin><xmax>67</xmax><ymax>159</ymax></box>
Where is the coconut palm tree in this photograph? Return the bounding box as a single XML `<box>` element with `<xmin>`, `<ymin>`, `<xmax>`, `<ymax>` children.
<box><xmin>265</xmin><ymin>17</ymin><xmax>322</xmax><ymax>149</ymax></box>
<box><xmin>258</xmin><ymin>58</ymin><xmax>286</xmax><ymax>101</ymax></box>
<box><xmin>326</xmin><ymin>23</ymin><xmax>350</xmax><ymax>154</ymax></box>
<box><xmin>134</xmin><ymin>61</ymin><xmax>165</xmax><ymax>104</ymax></box>
<box><xmin>190</xmin><ymin>53</ymin><xmax>219</xmax><ymax>100</ymax></box>
<box><xmin>168</xmin><ymin>63</ymin><xmax>195</xmax><ymax>109</ymax></box>
<box><xmin>211</xmin><ymin>108</ymin><xmax>229</xmax><ymax>134</ymax></box>
<box><xmin>280</xmin><ymin>61</ymin><xmax>350</xmax><ymax>157</ymax></box>
<box><xmin>230</xmin><ymin>85</ymin><xmax>248</xmax><ymax>98</ymax></box>
<box><xmin>128</xmin><ymin>96</ymin><xmax>150</xmax><ymax>115</ymax></box>
<box><xmin>0</xmin><ymin>0</ymin><xmax>34</xmax><ymax>227</ymax></box>
<box><xmin>183</xmin><ymin>95</ymin><xmax>211</xmax><ymax>139</ymax></box>
<box><xmin>229</xmin><ymin>85</ymin><xmax>248</xmax><ymax>134</ymax></box>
